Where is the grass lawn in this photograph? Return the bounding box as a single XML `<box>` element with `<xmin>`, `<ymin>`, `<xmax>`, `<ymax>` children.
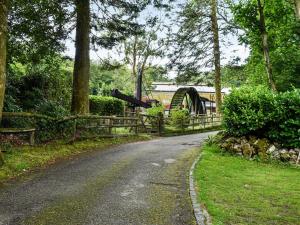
<box><xmin>0</xmin><ymin>135</ymin><xmax>151</xmax><ymax>183</ymax></box>
<box><xmin>194</xmin><ymin>144</ymin><xmax>300</xmax><ymax>225</ymax></box>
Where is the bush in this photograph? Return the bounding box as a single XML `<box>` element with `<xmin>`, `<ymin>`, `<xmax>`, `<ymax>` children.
<box><xmin>222</xmin><ymin>86</ymin><xmax>300</xmax><ymax>148</ymax></box>
<box><xmin>146</xmin><ymin>105</ymin><xmax>164</xmax><ymax>117</ymax></box>
<box><xmin>89</xmin><ymin>95</ymin><xmax>124</xmax><ymax>116</ymax></box>
<box><xmin>222</xmin><ymin>86</ymin><xmax>277</xmax><ymax>136</ymax></box>
<box><xmin>267</xmin><ymin>89</ymin><xmax>300</xmax><ymax>148</ymax></box>
<box><xmin>170</xmin><ymin>107</ymin><xmax>190</xmax><ymax>129</ymax></box>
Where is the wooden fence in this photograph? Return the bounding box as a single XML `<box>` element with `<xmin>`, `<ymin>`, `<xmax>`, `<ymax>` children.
<box><xmin>0</xmin><ymin>112</ymin><xmax>221</xmax><ymax>144</ymax></box>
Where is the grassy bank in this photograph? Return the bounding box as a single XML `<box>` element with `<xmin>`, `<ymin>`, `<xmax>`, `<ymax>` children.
<box><xmin>0</xmin><ymin>135</ymin><xmax>151</xmax><ymax>183</ymax></box>
<box><xmin>194</xmin><ymin>144</ymin><xmax>300</xmax><ymax>225</ymax></box>
<box><xmin>162</xmin><ymin>125</ymin><xmax>221</xmax><ymax>137</ymax></box>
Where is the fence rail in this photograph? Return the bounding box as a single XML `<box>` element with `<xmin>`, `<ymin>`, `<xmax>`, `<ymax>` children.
<box><xmin>0</xmin><ymin>112</ymin><xmax>221</xmax><ymax>144</ymax></box>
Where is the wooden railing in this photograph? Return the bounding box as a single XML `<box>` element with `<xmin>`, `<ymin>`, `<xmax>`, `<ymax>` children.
<box><xmin>1</xmin><ymin>112</ymin><xmax>221</xmax><ymax>144</ymax></box>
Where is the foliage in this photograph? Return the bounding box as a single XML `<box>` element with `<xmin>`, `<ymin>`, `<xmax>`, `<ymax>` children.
<box><xmin>146</xmin><ymin>105</ymin><xmax>164</xmax><ymax>117</ymax></box>
<box><xmin>8</xmin><ymin>0</ymin><xmax>71</xmax><ymax>64</ymax></box>
<box><xmin>230</xmin><ymin>0</ymin><xmax>300</xmax><ymax>91</ymax></box>
<box><xmin>222</xmin><ymin>86</ymin><xmax>276</xmax><ymax>136</ymax></box>
<box><xmin>267</xmin><ymin>89</ymin><xmax>300</xmax><ymax>148</ymax></box>
<box><xmin>90</xmin><ymin>60</ymin><xmax>134</xmax><ymax>96</ymax></box>
<box><xmin>89</xmin><ymin>95</ymin><xmax>124</xmax><ymax>116</ymax></box>
<box><xmin>169</xmin><ymin>107</ymin><xmax>190</xmax><ymax>129</ymax></box>
<box><xmin>222</xmin><ymin>86</ymin><xmax>300</xmax><ymax>147</ymax></box>
<box><xmin>195</xmin><ymin>144</ymin><xmax>300</xmax><ymax>225</ymax></box>
<box><xmin>4</xmin><ymin>55</ymin><xmax>73</xmax><ymax>113</ymax></box>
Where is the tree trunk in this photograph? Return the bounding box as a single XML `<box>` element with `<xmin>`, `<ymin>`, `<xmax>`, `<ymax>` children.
<box><xmin>257</xmin><ymin>0</ymin><xmax>277</xmax><ymax>91</ymax></box>
<box><xmin>210</xmin><ymin>0</ymin><xmax>222</xmax><ymax>114</ymax></box>
<box><xmin>132</xmin><ymin>36</ymin><xmax>138</xmax><ymax>95</ymax></box>
<box><xmin>295</xmin><ymin>0</ymin><xmax>300</xmax><ymax>19</ymax></box>
<box><xmin>0</xmin><ymin>0</ymin><xmax>8</xmax><ymax>122</ymax></box>
<box><xmin>71</xmin><ymin>0</ymin><xmax>90</xmax><ymax>114</ymax></box>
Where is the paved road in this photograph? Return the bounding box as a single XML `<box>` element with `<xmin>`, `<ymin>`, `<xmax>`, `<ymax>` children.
<box><xmin>0</xmin><ymin>132</ymin><xmax>215</xmax><ymax>225</ymax></box>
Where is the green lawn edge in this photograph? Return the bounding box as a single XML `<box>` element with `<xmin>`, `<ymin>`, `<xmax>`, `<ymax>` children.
<box><xmin>194</xmin><ymin>144</ymin><xmax>300</xmax><ymax>225</ymax></box>
<box><xmin>0</xmin><ymin>135</ymin><xmax>152</xmax><ymax>184</ymax></box>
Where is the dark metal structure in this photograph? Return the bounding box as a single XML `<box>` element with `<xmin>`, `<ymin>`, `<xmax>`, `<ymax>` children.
<box><xmin>169</xmin><ymin>87</ymin><xmax>206</xmax><ymax>115</ymax></box>
<box><xmin>111</xmin><ymin>89</ymin><xmax>151</xmax><ymax>108</ymax></box>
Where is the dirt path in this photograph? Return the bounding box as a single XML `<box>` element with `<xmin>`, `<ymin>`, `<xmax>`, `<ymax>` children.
<box><xmin>0</xmin><ymin>132</ymin><xmax>216</xmax><ymax>225</ymax></box>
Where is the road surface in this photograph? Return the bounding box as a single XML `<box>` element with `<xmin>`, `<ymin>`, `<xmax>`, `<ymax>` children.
<box><xmin>0</xmin><ymin>132</ymin><xmax>215</xmax><ymax>225</ymax></box>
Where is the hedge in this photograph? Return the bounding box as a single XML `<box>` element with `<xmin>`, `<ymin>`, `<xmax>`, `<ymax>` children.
<box><xmin>222</xmin><ymin>86</ymin><xmax>300</xmax><ymax>148</ymax></box>
<box><xmin>89</xmin><ymin>95</ymin><xmax>124</xmax><ymax>116</ymax></box>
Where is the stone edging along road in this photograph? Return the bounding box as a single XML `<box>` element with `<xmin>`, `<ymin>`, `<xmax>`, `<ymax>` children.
<box><xmin>189</xmin><ymin>153</ymin><xmax>212</xmax><ymax>225</ymax></box>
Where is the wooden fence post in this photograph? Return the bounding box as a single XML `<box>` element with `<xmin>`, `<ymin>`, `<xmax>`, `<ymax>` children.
<box><xmin>72</xmin><ymin>118</ymin><xmax>77</xmax><ymax>141</ymax></box>
<box><xmin>192</xmin><ymin>116</ymin><xmax>195</xmax><ymax>130</ymax></box>
<box><xmin>0</xmin><ymin>150</ymin><xmax>4</xmax><ymax>167</ymax></box>
<box><xmin>108</xmin><ymin>118</ymin><xmax>113</xmax><ymax>135</ymax></box>
<box><xmin>157</xmin><ymin>112</ymin><xmax>163</xmax><ymax>136</ymax></box>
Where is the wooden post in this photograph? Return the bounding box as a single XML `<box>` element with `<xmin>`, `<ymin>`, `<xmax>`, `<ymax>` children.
<box><xmin>134</xmin><ymin>118</ymin><xmax>138</xmax><ymax>135</ymax></box>
<box><xmin>29</xmin><ymin>130</ymin><xmax>35</xmax><ymax>145</ymax></box>
<box><xmin>157</xmin><ymin>112</ymin><xmax>163</xmax><ymax>136</ymax></box>
<box><xmin>192</xmin><ymin>116</ymin><xmax>195</xmax><ymax>131</ymax></box>
<box><xmin>72</xmin><ymin>118</ymin><xmax>77</xmax><ymax>141</ymax></box>
<box><xmin>108</xmin><ymin>118</ymin><xmax>113</xmax><ymax>135</ymax></box>
<box><xmin>0</xmin><ymin>149</ymin><xmax>4</xmax><ymax>167</ymax></box>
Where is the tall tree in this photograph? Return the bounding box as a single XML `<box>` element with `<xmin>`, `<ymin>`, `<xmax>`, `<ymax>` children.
<box><xmin>170</xmin><ymin>0</ymin><xmax>229</xmax><ymax>113</ymax></box>
<box><xmin>0</xmin><ymin>0</ymin><xmax>8</xmax><ymax>121</ymax></box>
<box><xmin>231</xmin><ymin>0</ymin><xmax>299</xmax><ymax>91</ymax></box>
<box><xmin>257</xmin><ymin>0</ymin><xmax>276</xmax><ymax>91</ymax></box>
<box><xmin>210</xmin><ymin>0</ymin><xmax>222</xmax><ymax>112</ymax></box>
<box><xmin>71</xmin><ymin>0</ymin><xmax>90</xmax><ymax>114</ymax></box>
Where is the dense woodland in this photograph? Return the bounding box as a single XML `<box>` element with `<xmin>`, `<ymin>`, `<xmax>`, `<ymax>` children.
<box><xmin>0</xmin><ymin>0</ymin><xmax>299</xmax><ymax>118</ymax></box>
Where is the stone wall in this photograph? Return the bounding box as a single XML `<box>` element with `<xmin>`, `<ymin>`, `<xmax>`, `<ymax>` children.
<box><xmin>219</xmin><ymin>135</ymin><xmax>300</xmax><ymax>165</ymax></box>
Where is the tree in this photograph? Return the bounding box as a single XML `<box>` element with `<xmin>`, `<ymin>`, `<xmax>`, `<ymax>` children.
<box><xmin>71</xmin><ymin>0</ymin><xmax>90</xmax><ymax>114</ymax></box>
<box><xmin>257</xmin><ymin>0</ymin><xmax>276</xmax><ymax>91</ymax></box>
<box><xmin>123</xmin><ymin>3</ymin><xmax>171</xmax><ymax>94</ymax></box>
<box><xmin>211</xmin><ymin>0</ymin><xmax>222</xmax><ymax>112</ymax></box>
<box><xmin>170</xmin><ymin>0</ymin><xmax>228</xmax><ymax>113</ymax></box>
<box><xmin>71</xmin><ymin>0</ymin><xmax>149</xmax><ymax>114</ymax></box>
<box><xmin>0</xmin><ymin>0</ymin><xmax>8</xmax><ymax>121</ymax></box>
<box><xmin>231</xmin><ymin>0</ymin><xmax>300</xmax><ymax>91</ymax></box>
<box><xmin>124</xmin><ymin>21</ymin><xmax>166</xmax><ymax>93</ymax></box>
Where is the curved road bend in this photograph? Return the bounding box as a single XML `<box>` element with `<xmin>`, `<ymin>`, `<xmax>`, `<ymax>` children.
<box><xmin>0</xmin><ymin>132</ymin><xmax>216</xmax><ymax>225</ymax></box>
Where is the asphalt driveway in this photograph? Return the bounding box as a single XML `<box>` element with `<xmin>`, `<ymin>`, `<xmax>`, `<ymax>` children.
<box><xmin>0</xmin><ymin>132</ymin><xmax>216</xmax><ymax>225</ymax></box>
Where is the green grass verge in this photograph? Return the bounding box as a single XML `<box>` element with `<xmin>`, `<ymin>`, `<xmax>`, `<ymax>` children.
<box><xmin>162</xmin><ymin>125</ymin><xmax>222</xmax><ymax>137</ymax></box>
<box><xmin>194</xmin><ymin>144</ymin><xmax>300</xmax><ymax>225</ymax></box>
<box><xmin>0</xmin><ymin>135</ymin><xmax>151</xmax><ymax>183</ymax></box>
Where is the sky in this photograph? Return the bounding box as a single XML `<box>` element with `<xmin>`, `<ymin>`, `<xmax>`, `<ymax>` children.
<box><xmin>64</xmin><ymin>1</ymin><xmax>250</xmax><ymax>79</ymax></box>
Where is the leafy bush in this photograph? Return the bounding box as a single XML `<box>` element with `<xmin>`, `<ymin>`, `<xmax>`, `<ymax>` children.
<box><xmin>222</xmin><ymin>86</ymin><xmax>300</xmax><ymax>148</ymax></box>
<box><xmin>267</xmin><ymin>89</ymin><xmax>300</xmax><ymax>148</ymax></box>
<box><xmin>36</xmin><ymin>100</ymin><xmax>69</xmax><ymax>118</ymax></box>
<box><xmin>146</xmin><ymin>105</ymin><xmax>164</xmax><ymax>117</ymax></box>
<box><xmin>170</xmin><ymin>107</ymin><xmax>190</xmax><ymax>129</ymax></box>
<box><xmin>89</xmin><ymin>96</ymin><xmax>124</xmax><ymax>116</ymax></box>
<box><xmin>222</xmin><ymin>86</ymin><xmax>277</xmax><ymax>136</ymax></box>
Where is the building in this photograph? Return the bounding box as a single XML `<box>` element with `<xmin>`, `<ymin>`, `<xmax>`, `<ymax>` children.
<box><xmin>147</xmin><ymin>82</ymin><xmax>230</xmax><ymax>113</ymax></box>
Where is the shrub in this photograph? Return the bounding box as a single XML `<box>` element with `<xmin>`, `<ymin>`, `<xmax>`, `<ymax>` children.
<box><xmin>170</xmin><ymin>107</ymin><xmax>190</xmax><ymax>129</ymax></box>
<box><xmin>146</xmin><ymin>105</ymin><xmax>164</xmax><ymax>117</ymax></box>
<box><xmin>89</xmin><ymin>95</ymin><xmax>124</xmax><ymax>116</ymax></box>
<box><xmin>36</xmin><ymin>100</ymin><xmax>69</xmax><ymax>118</ymax></box>
<box><xmin>222</xmin><ymin>86</ymin><xmax>300</xmax><ymax>148</ymax></box>
<box><xmin>222</xmin><ymin>86</ymin><xmax>277</xmax><ymax>136</ymax></box>
<box><xmin>267</xmin><ymin>89</ymin><xmax>300</xmax><ymax>148</ymax></box>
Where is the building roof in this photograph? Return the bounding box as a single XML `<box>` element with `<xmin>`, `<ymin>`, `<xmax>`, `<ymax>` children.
<box><xmin>151</xmin><ymin>82</ymin><xmax>231</xmax><ymax>94</ymax></box>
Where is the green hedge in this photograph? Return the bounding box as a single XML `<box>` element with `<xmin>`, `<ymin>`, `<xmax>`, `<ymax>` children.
<box><xmin>222</xmin><ymin>86</ymin><xmax>300</xmax><ymax>148</ymax></box>
<box><xmin>89</xmin><ymin>95</ymin><xmax>124</xmax><ymax>116</ymax></box>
